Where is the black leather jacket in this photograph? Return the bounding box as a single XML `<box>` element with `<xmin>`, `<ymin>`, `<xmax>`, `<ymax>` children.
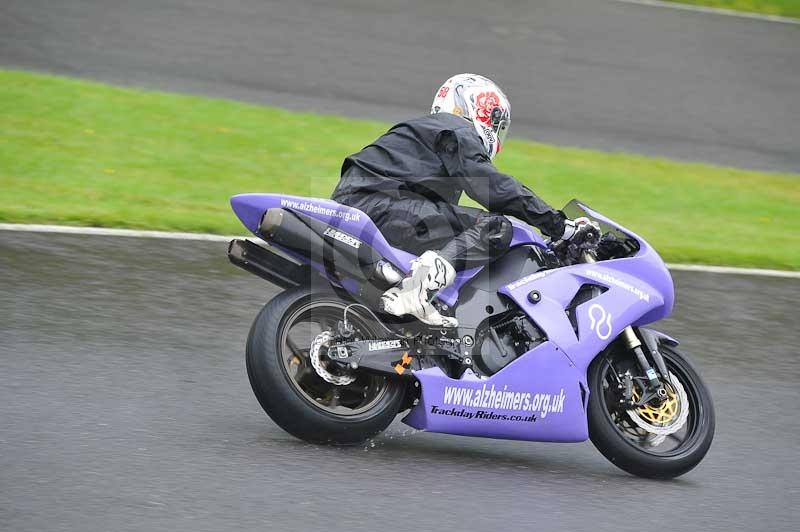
<box><xmin>332</xmin><ymin>112</ymin><xmax>566</xmax><ymax>238</ymax></box>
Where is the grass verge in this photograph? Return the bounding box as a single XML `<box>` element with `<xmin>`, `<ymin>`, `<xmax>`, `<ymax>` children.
<box><xmin>1</xmin><ymin>69</ymin><xmax>798</xmax><ymax>269</ymax></box>
<box><xmin>667</xmin><ymin>0</ymin><xmax>800</xmax><ymax>18</ymax></box>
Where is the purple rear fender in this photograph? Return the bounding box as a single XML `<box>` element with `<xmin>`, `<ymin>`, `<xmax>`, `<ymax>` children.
<box><xmin>231</xmin><ymin>194</ymin><xmax>551</xmax><ymax>307</ymax></box>
<box><xmin>230</xmin><ymin>193</ymin><xmax>416</xmax><ymax>272</ymax></box>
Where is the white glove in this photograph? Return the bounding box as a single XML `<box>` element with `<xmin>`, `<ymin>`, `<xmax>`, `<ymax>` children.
<box><xmin>560</xmin><ymin>216</ymin><xmax>600</xmax><ymax>241</ymax></box>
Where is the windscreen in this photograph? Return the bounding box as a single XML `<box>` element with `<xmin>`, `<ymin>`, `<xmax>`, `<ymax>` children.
<box><xmin>562</xmin><ymin>199</ymin><xmax>641</xmax><ymax>260</ymax></box>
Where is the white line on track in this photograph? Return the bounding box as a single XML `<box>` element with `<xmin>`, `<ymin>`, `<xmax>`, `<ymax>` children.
<box><xmin>2</xmin><ymin>223</ymin><xmax>798</xmax><ymax>279</ymax></box>
<box><xmin>0</xmin><ymin>223</ymin><xmax>240</xmax><ymax>242</ymax></box>
<box><xmin>611</xmin><ymin>0</ymin><xmax>800</xmax><ymax>24</ymax></box>
<box><xmin>664</xmin><ymin>263</ymin><xmax>800</xmax><ymax>279</ymax></box>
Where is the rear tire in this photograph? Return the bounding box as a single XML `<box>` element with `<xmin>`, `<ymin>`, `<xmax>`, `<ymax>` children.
<box><xmin>587</xmin><ymin>344</ymin><xmax>715</xmax><ymax>479</ymax></box>
<box><xmin>246</xmin><ymin>286</ymin><xmax>406</xmax><ymax>445</ymax></box>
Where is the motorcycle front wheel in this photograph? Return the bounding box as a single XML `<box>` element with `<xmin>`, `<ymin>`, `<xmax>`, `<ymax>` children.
<box><xmin>587</xmin><ymin>343</ymin><xmax>715</xmax><ymax>479</ymax></box>
<box><xmin>246</xmin><ymin>286</ymin><xmax>406</xmax><ymax>444</ymax></box>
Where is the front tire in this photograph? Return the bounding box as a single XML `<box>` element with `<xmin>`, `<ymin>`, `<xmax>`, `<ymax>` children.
<box><xmin>588</xmin><ymin>344</ymin><xmax>715</xmax><ymax>479</ymax></box>
<box><xmin>246</xmin><ymin>286</ymin><xmax>406</xmax><ymax>445</ymax></box>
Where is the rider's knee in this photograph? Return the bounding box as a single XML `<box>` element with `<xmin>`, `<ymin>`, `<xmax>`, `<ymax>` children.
<box><xmin>478</xmin><ymin>213</ymin><xmax>513</xmax><ymax>252</ymax></box>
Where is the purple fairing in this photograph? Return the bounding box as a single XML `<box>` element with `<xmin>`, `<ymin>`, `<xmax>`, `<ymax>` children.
<box><xmin>404</xmin><ymin>204</ymin><xmax>675</xmax><ymax>442</ymax></box>
<box><xmin>403</xmin><ymin>342</ymin><xmax>590</xmax><ymax>442</ymax></box>
<box><xmin>231</xmin><ymin>194</ymin><xmax>676</xmax><ymax>443</ymax></box>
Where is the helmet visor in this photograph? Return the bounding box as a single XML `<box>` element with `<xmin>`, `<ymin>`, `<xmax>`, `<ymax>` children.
<box><xmin>496</xmin><ymin>118</ymin><xmax>510</xmax><ymax>147</ymax></box>
<box><xmin>491</xmin><ymin>107</ymin><xmax>511</xmax><ymax>147</ymax></box>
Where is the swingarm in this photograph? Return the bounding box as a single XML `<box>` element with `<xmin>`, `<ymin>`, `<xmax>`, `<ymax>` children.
<box><xmin>322</xmin><ymin>326</ymin><xmax>465</xmax><ymax>379</ymax></box>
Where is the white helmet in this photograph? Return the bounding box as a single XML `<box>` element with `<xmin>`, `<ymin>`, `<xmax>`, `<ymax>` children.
<box><xmin>431</xmin><ymin>73</ymin><xmax>511</xmax><ymax>159</ymax></box>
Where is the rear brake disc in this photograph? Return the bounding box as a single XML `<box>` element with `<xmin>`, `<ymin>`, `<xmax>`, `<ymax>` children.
<box><xmin>310</xmin><ymin>331</ymin><xmax>357</xmax><ymax>386</ymax></box>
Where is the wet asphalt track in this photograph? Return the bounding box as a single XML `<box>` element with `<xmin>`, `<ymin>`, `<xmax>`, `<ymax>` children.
<box><xmin>2</xmin><ymin>1</ymin><xmax>799</xmax><ymax>529</ymax></box>
<box><xmin>1</xmin><ymin>0</ymin><xmax>799</xmax><ymax>171</ymax></box>
<box><xmin>1</xmin><ymin>232</ymin><xmax>799</xmax><ymax>531</ymax></box>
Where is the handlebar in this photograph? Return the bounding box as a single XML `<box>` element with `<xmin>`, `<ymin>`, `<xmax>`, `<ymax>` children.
<box><xmin>550</xmin><ymin>224</ymin><xmax>602</xmax><ymax>266</ymax></box>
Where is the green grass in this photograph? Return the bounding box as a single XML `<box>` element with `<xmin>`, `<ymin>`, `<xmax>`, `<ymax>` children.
<box><xmin>1</xmin><ymin>69</ymin><xmax>798</xmax><ymax>270</ymax></box>
<box><xmin>669</xmin><ymin>0</ymin><xmax>800</xmax><ymax>18</ymax></box>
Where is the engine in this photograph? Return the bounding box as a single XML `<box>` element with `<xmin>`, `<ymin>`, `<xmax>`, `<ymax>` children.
<box><xmin>473</xmin><ymin>312</ymin><xmax>544</xmax><ymax>376</ymax></box>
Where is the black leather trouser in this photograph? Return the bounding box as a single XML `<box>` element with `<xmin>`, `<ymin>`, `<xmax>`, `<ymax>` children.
<box><xmin>335</xmin><ymin>191</ymin><xmax>513</xmax><ymax>271</ymax></box>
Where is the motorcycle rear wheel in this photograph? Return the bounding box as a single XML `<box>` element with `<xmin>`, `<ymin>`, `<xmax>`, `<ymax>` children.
<box><xmin>246</xmin><ymin>286</ymin><xmax>406</xmax><ymax>444</ymax></box>
<box><xmin>587</xmin><ymin>344</ymin><xmax>715</xmax><ymax>479</ymax></box>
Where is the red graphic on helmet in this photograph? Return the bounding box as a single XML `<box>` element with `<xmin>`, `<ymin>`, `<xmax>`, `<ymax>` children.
<box><xmin>473</xmin><ymin>91</ymin><xmax>503</xmax><ymax>127</ymax></box>
<box><xmin>437</xmin><ymin>86</ymin><xmax>450</xmax><ymax>98</ymax></box>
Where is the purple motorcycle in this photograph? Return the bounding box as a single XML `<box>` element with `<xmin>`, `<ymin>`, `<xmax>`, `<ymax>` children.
<box><xmin>228</xmin><ymin>194</ymin><xmax>715</xmax><ymax>479</ymax></box>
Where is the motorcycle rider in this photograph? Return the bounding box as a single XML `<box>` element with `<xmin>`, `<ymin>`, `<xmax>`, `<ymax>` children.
<box><xmin>332</xmin><ymin>73</ymin><xmax>594</xmax><ymax>327</ymax></box>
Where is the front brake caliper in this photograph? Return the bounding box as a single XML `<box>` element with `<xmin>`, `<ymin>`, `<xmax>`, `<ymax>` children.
<box><xmin>616</xmin><ymin>371</ymin><xmax>635</xmax><ymax>408</ymax></box>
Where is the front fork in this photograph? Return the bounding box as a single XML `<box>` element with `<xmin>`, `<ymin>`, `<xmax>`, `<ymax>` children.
<box><xmin>582</xmin><ymin>251</ymin><xmax>669</xmax><ymax>404</ymax></box>
<box><xmin>621</xmin><ymin>327</ymin><xmax>669</xmax><ymax>404</ymax></box>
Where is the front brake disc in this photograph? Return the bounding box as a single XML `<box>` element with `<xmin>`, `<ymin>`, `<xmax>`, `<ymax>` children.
<box><xmin>626</xmin><ymin>372</ymin><xmax>690</xmax><ymax>442</ymax></box>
